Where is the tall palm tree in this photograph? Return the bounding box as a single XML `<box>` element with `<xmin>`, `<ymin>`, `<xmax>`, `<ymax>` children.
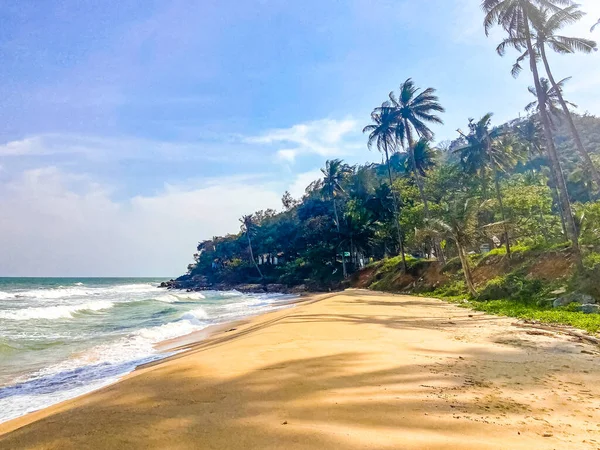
<box><xmin>240</xmin><ymin>214</ymin><xmax>263</xmax><ymax>280</ymax></box>
<box><xmin>524</xmin><ymin>77</ymin><xmax>576</xmax><ymax>128</ymax></box>
<box><xmin>321</xmin><ymin>159</ymin><xmax>353</xmax><ymax>278</ymax></box>
<box><xmin>498</xmin><ymin>4</ymin><xmax>600</xmax><ymax>190</ymax></box>
<box><xmin>363</xmin><ymin>103</ymin><xmax>408</xmax><ymax>272</ymax></box>
<box><xmin>455</xmin><ymin>114</ymin><xmax>519</xmax><ymax>256</ymax></box>
<box><xmin>482</xmin><ymin>0</ymin><xmax>582</xmax><ymax>266</ymax></box>
<box><xmin>388</xmin><ymin>79</ymin><xmax>444</xmax><ymax>216</ymax></box>
<box><xmin>388</xmin><ymin>78</ymin><xmax>445</xmax><ymax>262</ymax></box>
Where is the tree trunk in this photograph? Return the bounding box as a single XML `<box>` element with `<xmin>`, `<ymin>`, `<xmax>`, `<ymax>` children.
<box><xmin>523</xmin><ymin>20</ymin><xmax>582</xmax><ymax>267</ymax></box>
<box><xmin>384</xmin><ymin>142</ymin><xmax>408</xmax><ymax>272</ymax></box>
<box><xmin>540</xmin><ymin>45</ymin><xmax>600</xmax><ymax>192</ymax></box>
<box><xmin>547</xmin><ymin>166</ymin><xmax>568</xmax><ymax>238</ymax></box>
<box><xmin>247</xmin><ymin>234</ymin><xmax>263</xmax><ymax>279</ymax></box>
<box><xmin>404</xmin><ymin>122</ymin><xmax>445</xmax><ymax>265</ymax></box>
<box><xmin>457</xmin><ymin>243</ymin><xmax>477</xmax><ymax>297</ymax></box>
<box><xmin>332</xmin><ymin>196</ymin><xmax>348</xmax><ymax>278</ymax></box>
<box><xmin>493</xmin><ymin>169</ymin><xmax>511</xmax><ymax>257</ymax></box>
<box><xmin>538</xmin><ymin>205</ymin><xmax>549</xmax><ymax>243</ymax></box>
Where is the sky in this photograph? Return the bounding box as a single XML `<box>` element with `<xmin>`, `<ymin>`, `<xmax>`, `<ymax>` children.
<box><xmin>0</xmin><ymin>0</ymin><xmax>599</xmax><ymax>276</ymax></box>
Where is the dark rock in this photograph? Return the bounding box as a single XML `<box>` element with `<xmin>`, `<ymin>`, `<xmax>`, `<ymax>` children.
<box><xmin>553</xmin><ymin>293</ymin><xmax>596</xmax><ymax>308</ymax></box>
<box><xmin>580</xmin><ymin>304</ymin><xmax>600</xmax><ymax>314</ymax></box>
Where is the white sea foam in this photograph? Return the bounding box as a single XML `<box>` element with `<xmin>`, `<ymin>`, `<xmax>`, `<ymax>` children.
<box><xmin>0</xmin><ymin>282</ymin><xmax>296</xmax><ymax>424</ymax></box>
<box><xmin>180</xmin><ymin>307</ymin><xmax>210</xmax><ymax>323</ymax></box>
<box><xmin>0</xmin><ymin>301</ymin><xmax>114</xmax><ymax>321</ymax></box>
<box><xmin>153</xmin><ymin>294</ymin><xmax>180</xmax><ymax>303</ymax></box>
<box><xmin>0</xmin><ymin>308</ymin><xmax>210</xmax><ymax>423</ymax></box>
<box><xmin>12</xmin><ymin>287</ymin><xmax>97</xmax><ymax>299</ymax></box>
<box><xmin>219</xmin><ymin>290</ymin><xmax>243</xmax><ymax>297</ymax></box>
<box><xmin>134</xmin><ymin>318</ymin><xmax>205</xmax><ymax>342</ymax></box>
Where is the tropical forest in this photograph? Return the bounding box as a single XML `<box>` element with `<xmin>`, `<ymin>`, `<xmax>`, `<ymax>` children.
<box><xmin>176</xmin><ymin>1</ymin><xmax>600</xmax><ymax>333</ymax></box>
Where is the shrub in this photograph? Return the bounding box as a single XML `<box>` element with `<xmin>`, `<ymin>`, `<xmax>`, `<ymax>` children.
<box><xmin>433</xmin><ymin>280</ymin><xmax>467</xmax><ymax>297</ymax></box>
<box><xmin>570</xmin><ymin>265</ymin><xmax>600</xmax><ymax>300</ymax></box>
<box><xmin>479</xmin><ymin>273</ymin><xmax>543</xmax><ymax>301</ymax></box>
<box><xmin>583</xmin><ymin>252</ymin><xmax>600</xmax><ymax>270</ymax></box>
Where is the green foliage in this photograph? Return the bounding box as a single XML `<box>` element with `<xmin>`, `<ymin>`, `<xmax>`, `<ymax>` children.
<box><xmin>574</xmin><ymin>201</ymin><xmax>600</xmax><ymax>246</ymax></box>
<box><xmin>479</xmin><ymin>273</ymin><xmax>543</xmax><ymax>301</ymax></box>
<box><xmin>463</xmin><ymin>299</ymin><xmax>600</xmax><ymax>334</ymax></box>
<box><xmin>432</xmin><ymin>280</ymin><xmax>467</xmax><ymax>297</ymax></box>
<box><xmin>583</xmin><ymin>252</ymin><xmax>600</xmax><ymax>270</ymax></box>
<box><xmin>179</xmin><ymin>83</ymin><xmax>600</xmax><ymax>296</ymax></box>
<box><xmin>569</xmin><ymin>265</ymin><xmax>600</xmax><ymax>300</ymax></box>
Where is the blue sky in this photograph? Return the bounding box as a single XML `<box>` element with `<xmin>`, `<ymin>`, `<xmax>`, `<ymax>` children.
<box><xmin>0</xmin><ymin>0</ymin><xmax>598</xmax><ymax>276</ymax></box>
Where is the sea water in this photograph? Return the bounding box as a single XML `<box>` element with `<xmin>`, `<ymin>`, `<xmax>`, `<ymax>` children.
<box><xmin>0</xmin><ymin>278</ymin><xmax>296</xmax><ymax>423</ymax></box>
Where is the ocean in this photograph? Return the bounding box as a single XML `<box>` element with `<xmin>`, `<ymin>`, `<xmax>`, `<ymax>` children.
<box><xmin>0</xmin><ymin>277</ymin><xmax>296</xmax><ymax>423</ymax></box>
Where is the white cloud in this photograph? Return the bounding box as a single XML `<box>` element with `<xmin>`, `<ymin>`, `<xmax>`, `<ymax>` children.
<box><xmin>0</xmin><ymin>117</ymin><xmax>367</xmax><ymax>276</ymax></box>
<box><xmin>276</xmin><ymin>149</ymin><xmax>298</xmax><ymax>163</ymax></box>
<box><xmin>0</xmin><ymin>133</ymin><xmax>258</xmax><ymax>164</ymax></box>
<box><xmin>287</xmin><ymin>169</ymin><xmax>323</xmax><ymax>199</ymax></box>
<box><xmin>247</xmin><ymin>118</ymin><xmax>362</xmax><ymax>163</ymax></box>
<box><xmin>0</xmin><ymin>167</ymin><xmax>287</xmax><ymax>277</ymax></box>
<box><xmin>0</xmin><ymin>137</ymin><xmax>49</xmax><ymax>156</ymax></box>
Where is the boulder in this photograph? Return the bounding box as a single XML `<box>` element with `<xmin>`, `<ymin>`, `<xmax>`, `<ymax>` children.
<box><xmin>553</xmin><ymin>292</ymin><xmax>596</xmax><ymax>308</ymax></box>
<box><xmin>580</xmin><ymin>304</ymin><xmax>600</xmax><ymax>314</ymax></box>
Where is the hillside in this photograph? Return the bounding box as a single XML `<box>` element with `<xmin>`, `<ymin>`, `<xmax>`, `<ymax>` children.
<box><xmin>352</xmin><ymin>245</ymin><xmax>600</xmax><ymax>334</ymax></box>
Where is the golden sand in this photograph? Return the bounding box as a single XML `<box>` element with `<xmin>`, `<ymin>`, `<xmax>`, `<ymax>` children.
<box><xmin>1</xmin><ymin>290</ymin><xmax>599</xmax><ymax>449</ymax></box>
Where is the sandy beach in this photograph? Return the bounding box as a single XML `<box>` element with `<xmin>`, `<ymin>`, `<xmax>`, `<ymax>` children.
<box><xmin>1</xmin><ymin>289</ymin><xmax>599</xmax><ymax>449</ymax></box>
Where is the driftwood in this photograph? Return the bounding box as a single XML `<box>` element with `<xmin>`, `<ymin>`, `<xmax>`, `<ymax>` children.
<box><xmin>511</xmin><ymin>321</ymin><xmax>600</xmax><ymax>347</ymax></box>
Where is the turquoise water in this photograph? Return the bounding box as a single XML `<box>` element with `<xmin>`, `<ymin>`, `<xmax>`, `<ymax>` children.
<box><xmin>0</xmin><ymin>278</ymin><xmax>295</xmax><ymax>423</ymax></box>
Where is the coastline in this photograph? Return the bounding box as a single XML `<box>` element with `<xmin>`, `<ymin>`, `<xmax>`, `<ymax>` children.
<box><xmin>1</xmin><ymin>289</ymin><xmax>599</xmax><ymax>449</ymax></box>
<box><xmin>155</xmin><ymin>293</ymin><xmax>324</xmax><ymax>354</ymax></box>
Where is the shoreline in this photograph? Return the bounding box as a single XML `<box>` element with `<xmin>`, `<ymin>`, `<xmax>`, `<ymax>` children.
<box><xmin>0</xmin><ymin>292</ymin><xmax>333</xmax><ymax>434</ymax></box>
<box><xmin>0</xmin><ymin>289</ymin><xmax>310</xmax><ymax>426</ymax></box>
<box><xmin>1</xmin><ymin>289</ymin><xmax>599</xmax><ymax>449</ymax></box>
<box><xmin>154</xmin><ymin>293</ymin><xmax>324</xmax><ymax>354</ymax></box>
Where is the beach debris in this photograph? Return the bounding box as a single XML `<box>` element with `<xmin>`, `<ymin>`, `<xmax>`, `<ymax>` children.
<box><xmin>282</xmin><ymin>421</ymin><xmax>288</xmax><ymax>425</ymax></box>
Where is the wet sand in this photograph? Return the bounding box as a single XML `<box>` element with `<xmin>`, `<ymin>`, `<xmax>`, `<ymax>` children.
<box><xmin>1</xmin><ymin>289</ymin><xmax>599</xmax><ymax>449</ymax></box>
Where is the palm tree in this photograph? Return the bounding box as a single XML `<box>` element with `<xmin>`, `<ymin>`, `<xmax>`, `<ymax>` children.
<box><xmin>321</xmin><ymin>159</ymin><xmax>353</xmax><ymax>278</ymax></box>
<box><xmin>388</xmin><ymin>78</ymin><xmax>445</xmax><ymax>262</ymax></box>
<box><xmin>426</xmin><ymin>197</ymin><xmax>484</xmax><ymax>297</ymax></box>
<box><xmin>410</xmin><ymin>138</ymin><xmax>439</xmax><ymax>176</ymax></box>
<box><xmin>455</xmin><ymin>114</ymin><xmax>519</xmax><ymax>256</ymax></box>
<box><xmin>240</xmin><ymin>214</ymin><xmax>263</xmax><ymax>280</ymax></box>
<box><xmin>590</xmin><ymin>18</ymin><xmax>600</xmax><ymax>32</ymax></box>
<box><xmin>482</xmin><ymin>0</ymin><xmax>582</xmax><ymax>266</ymax></box>
<box><xmin>363</xmin><ymin>103</ymin><xmax>408</xmax><ymax>272</ymax></box>
<box><xmin>498</xmin><ymin>5</ymin><xmax>600</xmax><ymax>190</ymax></box>
<box><xmin>524</xmin><ymin>77</ymin><xmax>576</xmax><ymax>128</ymax></box>
<box><xmin>388</xmin><ymin>79</ymin><xmax>444</xmax><ymax>216</ymax></box>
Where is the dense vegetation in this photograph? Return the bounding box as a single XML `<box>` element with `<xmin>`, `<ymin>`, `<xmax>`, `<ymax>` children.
<box><xmin>180</xmin><ymin>1</ymin><xmax>600</xmax><ymax>328</ymax></box>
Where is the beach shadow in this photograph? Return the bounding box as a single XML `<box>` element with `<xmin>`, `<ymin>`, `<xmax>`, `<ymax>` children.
<box><xmin>1</xmin><ymin>290</ymin><xmax>598</xmax><ymax>449</ymax></box>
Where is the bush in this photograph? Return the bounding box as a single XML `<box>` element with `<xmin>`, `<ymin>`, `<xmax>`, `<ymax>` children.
<box><xmin>570</xmin><ymin>265</ymin><xmax>600</xmax><ymax>300</ymax></box>
<box><xmin>583</xmin><ymin>252</ymin><xmax>600</xmax><ymax>270</ymax></box>
<box><xmin>442</xmin><ymin>256</ymin><xmax>462</xmax><ymax>273</ymax></box>
<box><xmin>479</xmin><ymin>273</ymin><xmax>543</xmax><ymax>301</ymax></box>
<box><xmin>433</xmin><ymin>280</ymin><xmax>467</xmax><ymax>297</ymax></box>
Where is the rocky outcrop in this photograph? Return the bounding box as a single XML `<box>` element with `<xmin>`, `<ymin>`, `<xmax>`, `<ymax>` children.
<box><xmin>579</xmin><ymin>304</ymin><xmax>600</xmax><ymax>314</ymax></box>
<box><xmin>159</xmin><ymin>278</ymin><xmax>311</xmax><ymax>294</ymax></box>
<box><xmin>552</xmin><ymin>292</ymin><xmax>596</xmax><ymax>308</ymax></box>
